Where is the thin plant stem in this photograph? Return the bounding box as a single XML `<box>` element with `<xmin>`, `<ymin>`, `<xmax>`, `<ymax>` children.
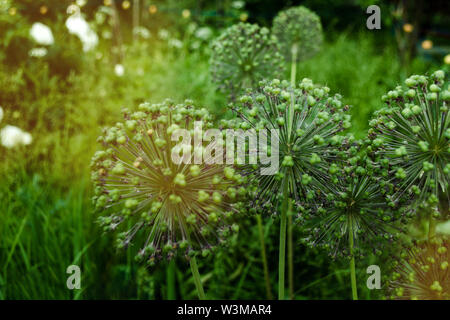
<box><xmin>278</xmin><ymin>183</ymin><xmax>289</xmax><ymax>300</ymax></box>
<box><xmin>167</xmin><ymin>259</ymin><xmax>176</xmax><ymax>300</ymax></box>
<box><xmin>286</xmin><ymin>44</ymin><xmax>298</xmax><ymax>301</ymax></box>
<box><xmin>348</xmin><ymin>217</ymin><xmax>358</xmax><ymax>300</ymax></box>
<box><xmin>288</xmin><ymin>211</ymin><xmax>294</xmax><ymax>300</ymax></box>
<box><xmin>256</xmin><ymin>214</ymin><xmax>273</xmax><ymax>299</ymax></box>
<box><xmin>190</xmin><ymin>256</ymin><xmax>206</xmax><ymax>300</ymax></box>
<box><xmin>290</xmin><ymin>43</ymin><xmax>298</xmax><ymax>87</ymax></box>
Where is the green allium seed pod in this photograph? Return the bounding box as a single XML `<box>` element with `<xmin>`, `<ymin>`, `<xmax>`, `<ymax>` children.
<box><xmin>223</xmin><ymin>78</ymin><xmax>351</xmax><ymax>217</ymax></box>
<box><xmin>272</xmin><ymin>6</ymin><xmax>323</xmax><ymax>62</ymax></box>
<box><xmin>388</xmin><ymin>239</ymin><xmax>449</xmax><ymax>300</ymax></box>
<box><xmin>91</xmin><ymin>99</ymin><xmax>243</xmax><ymax>264</ymax></box>
<box><xmin>210</xmin><ymin>22</ymin><xmax>285</xmax><ymax>101</ymax></box>
<box><xmin>304</xmin><ymin>139</ymin><xmax>404</xmax><ymax>259</ymax></box>
<box><xmin>368</xmin><ymin>70</ymin><xmax>449</xmax><ymax>218</ymax></box>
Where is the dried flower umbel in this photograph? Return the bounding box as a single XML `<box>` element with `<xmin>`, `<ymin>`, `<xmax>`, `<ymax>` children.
<box><xmin>91</xmin><ymin>100</ymin><xmax>243</xmax><ymax>299</ymax></box>
<box><xmin>305</xmin><ymin>139</ymin><xmax>404</xmax><ymax>299</ymax></box>
<box><xmin>226</xmin><ymin>78</ymin><xmax>351</xmax><ymax>299</ymax></box>
<box><xmin>388</xmin><ymin>239</ymin><xmax>449</xmax><ymax>300</ymax></box>
<box><xmin>210</xmin><ymin>22</ymin><xmax>285</xmax><ymax>101</ymax></box>
<box><xmin>368</xmin><ymin>70</ymin><xmax>449</xmax><ymax>240</ymax></box>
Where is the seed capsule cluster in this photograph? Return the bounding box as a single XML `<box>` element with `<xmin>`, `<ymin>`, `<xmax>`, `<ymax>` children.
<box><xmin>210</xmin><ymin>23</ymin><xmax>285</xmax><ymax>101</ymax></box>
<box><xmin>91</xmin><ymin>100</ymin><xmax>243</xmax><ymax>263</ymax></box>
<box><xmin>272</xmin><ymin>6</ymin><xmax>323</xmax><ymax>62</ymax></box>
<box><xmin>388</xmin><ymin>239</ymin><xmax>449</xmax><ymax>300</ymax></box>
<box><xmin>223</xmin><ymin>78</ymin><xmax>351</xmax><ymax>217</ymax></box>
<box><xmin>304</xmin><ymin>139</ymin><xmax>405</xmax><ymax>258</ymax></box>
<box><xmin>368</xmin><ymin>70</ymin><xmax>449</xmax><ymax>217</ymax></box>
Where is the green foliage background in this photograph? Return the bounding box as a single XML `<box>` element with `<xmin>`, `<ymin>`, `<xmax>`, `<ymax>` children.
<box><xmin>0</xmin><ymin>0</ymin><xmax>448</xmax><ymax>299</ymax></box>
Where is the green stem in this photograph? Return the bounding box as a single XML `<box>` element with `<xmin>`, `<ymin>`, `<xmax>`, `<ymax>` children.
<box><xmin>288</xmin><ymin>205</ymin><xmax>294</xmax><ymax>300</ymax></box>
<box><xmin>256</xmin><ymin>214</ymin><xmax>273</xmax><ymax>300</ymax></box>
<box><xmin>290</xmin><ymin>43</ymin><xmax>298</xmax><ymax>87</ymax></box>
<box><xmin>428</xmin><ymin>215</ymin><xmax>437</xmax><ymax>242</ymax></box>
<box><xmin>189</xmin><ymin>257</ymin><xmax>206</xmax><ymax>300</ymax></box>
<box><xmin>286</xmin><ymin>43</ymin><xmax>298</xmax><ymax>301</ymax></box>
<box><xmin>278</xmin><ymin>183</ymin><xmax>289</xmax><ymax>300</ymax></box>
<box><xmin>348</xmin><ymin>218</ymin><xmax>358</xmax><ymax>300</ymax></box>
<box><xmin>167</xmin><ymin>259</ymin><xmax>176</xmax><ymax>300</ymax></box>
<box><xmin>287</xmin><ymin>43</ymin><xmax>298</xmax><ymax>141</ymax></box>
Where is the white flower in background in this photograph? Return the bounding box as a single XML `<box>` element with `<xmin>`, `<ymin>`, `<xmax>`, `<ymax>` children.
<box><xmin>186</xmin><ymin>22</ymin><xmax>197</xmax><ymax>35</ymax></box>
<box><xmin>67</xmin><ymin>4</ymin><xmax>80</xmax><ymax>15</ymax></box>
<box><xmin>158</xmin><ymin>29</ymin><xmax>170</xmax><ymax>40</ymax></box>
<box><xmin>195</xmin><ymin>27</ymin><xmax>213</xmax><ymax>41</ymax></box>
<box><xmin>30</xmin><ymin>22</ymin><xmax>54</xmax><ymax>46</ymax></box>
<box><xmin>66</xmin><ymin>14</ymin><xmax>99</xmax><ymax>52</ymax></box>
<box><xmin>133</xmin><ymin>26</ymin><xmax>151</xmax><ymax>39</ymax></box>
<box><xmin>0</xmin><ymin>106</ymin><xmax>3</xmax><ymax>123</ymax></box>
<box><xmin>76</xmin><ymin>0</ymin><xmax>87</xmax><ymax>7</ymax></box>
<box><xmin>231</xmin><ymin>1</ymin><xmax>245</xmax><ymax>9</ymax></box>
<box><xmin>114</xmin><ymin>64</ymin><xmax>124</xmax><ymax>77</ymax></box>
<box><xmin>0</xmin><ymin>125</ymin><xmax>32</xmax><ymax>148</ymax></box>
<box><xmin>191</xmin><ymin>41</ymin><xmax>200</xmax><ymax>50</ymax></box>
<box><xmin>29</xmin><ymin>47</ymin><xmax>48</xmax><ymax>58</ymax></box>
<box><xmin>168</xmin><ymin>39</ymin><xmax>183</xmax><ymax>49</ymax></box>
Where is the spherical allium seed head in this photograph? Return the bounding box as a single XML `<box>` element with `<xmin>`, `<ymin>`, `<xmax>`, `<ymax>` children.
<box><xmin>304</xmin><ymin>139</ymin><xmax>405</xmax><ymax>259</ymax></box>
<box><xmin>368</xmin><ymin>70</ymin><xmax>449</xmax><ymax>218</ymax></box>
<box><xmin>91</xmin><ymin>99</ymin><xmax>243</xmax><ymax>264</ymax></box>
<box><xmin>210</xmin><ymin>22</ymin><xmax>285</xmax><ymax>101</ymax></box>
<box><xmin>223</xmin><ymin>78</ymin><xmax>351</xmax><ymax>217</ymax></box>
<box><xmin>388</xmin><ymin>239</ymin><xmax>449</xmax><ymax>300</ymax></box>
<box><xmin>272</xmin><ymin>6</ymin><xmax>323</xmax><ymax>62</ymax></box>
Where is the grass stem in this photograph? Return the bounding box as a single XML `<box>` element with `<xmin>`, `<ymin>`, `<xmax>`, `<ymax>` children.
<box><xmin>167</xmin><ymin>259</ymin><xmax>176</xmax><ymax>300</ymax></box>
<box><xmin>278</xmin><ymin>183</ymin><xmax>289</xmax><ymax>300</ymax></box>
<box><xmin>190</xmin><ymin>256</ymin><xmax>206</xmax><ymax>300</ymax></box>
<box><xmin>256</xmin><ymin>214</ymin><xmax>273</xmax><ymax>299</ymax></box>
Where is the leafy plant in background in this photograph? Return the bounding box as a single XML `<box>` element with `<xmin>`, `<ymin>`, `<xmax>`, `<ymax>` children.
<box><xmin>210</xmin><ymin>22</ymin><xmax>285</xmax><ymax>101</ymax></box>
<box><xmin>272</xmin><ymin>6</ymin><xmax>323</xmax><ymax>86</ymax></box>
<box><xmin>388</xmin><ymin>239</ymin><xmax>449</xmax><ymax>300</ymax></box>
<box><xmin>91</xmin><ymin>100</ymin><xmax>244</xmax><ymax>299</ymax></box>
<box><xmin>368</xmin><ymin>70</ymin><xmax>449</xmax><ymax>241</ymax></box>
<box><xmin>304</xmin><ymin>138</ymin><xmax>404</xmax><ymax>300</ymax></box>
<box><xmin>226</xmin><ymin>78</ymin><xmax>351</xmax><ymax>299</ymax></box>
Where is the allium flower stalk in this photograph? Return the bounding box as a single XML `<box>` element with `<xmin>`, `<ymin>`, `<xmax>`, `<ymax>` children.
<box><xmin>91</xmin><ymin>100</ymin><xmax>243</xmax><ymax>299</ymax></box>
<box><xmin>226</xmin><ymin>78</ymin><xmax>351</xmax><ymax>299</ymax></box>
<box><xmin>368</xmin><ymin>70</ymin><xmax>449</xmax><ymax>240</ymax></box>
<box><xmin>272</xmin><ymin>6</ymin><xmax>323</xmax><ymax>85</ymax></box>
<box><xmin>305</xmin><ymin>139</ymin><xmax>404</xmax><ymax>299</ymax></box>
<box><xmin>388</xmin><ymin>239</ymin><xmax>449</xmax><ymax>300</ymax></box>
<box><xmin>210</xmin><ymin>22</ymin><xmax>285</xmax><ymax>101</ymax></box>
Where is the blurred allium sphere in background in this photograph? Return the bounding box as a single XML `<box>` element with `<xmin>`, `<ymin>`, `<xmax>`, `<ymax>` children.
<box><xmin>305</xmin><ymin>139</ymin><xmax>403</xmax><ymax>258</ymax></box>
<box><xmin>388</xmin><ymin>239</ymin><xmax>449</xmax><ymax>300</ymax></box>
<box><xmin>91</xmin><ymin>100</ymin><xmax>242</xmax><ymax>264</ymax></box>
<box><xmin>210</xmin><ymin>23</ymin><xmax>285</xmax><ymax>101</ymax></box>
<box><xmin>224</xmin><ymin>78</ymin><xmax>351</xmax><ymax>215</ymax></box>
<box><xmin>368</xmin><ymin>70</ymin><xmax>449</xmax><ymax>217</ymax></box>
<box><xmin>272</xmin><ymin>6</ymin><xmax>323</xmax><ymax>62</ymax></box>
